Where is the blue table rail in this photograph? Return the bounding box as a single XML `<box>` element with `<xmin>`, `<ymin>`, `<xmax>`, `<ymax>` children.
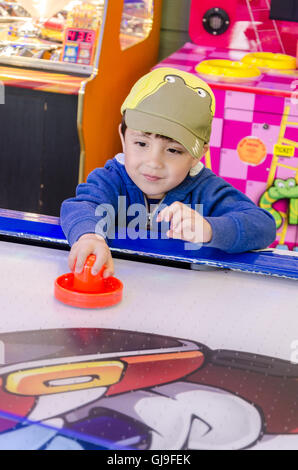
<box><xmin>0</xmin><ymin>208</ymin><xmax>298</xmax><ymax>280</ymax></box>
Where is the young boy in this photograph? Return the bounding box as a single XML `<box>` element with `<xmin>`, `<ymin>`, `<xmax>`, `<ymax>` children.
<box><xmin>60</xmin><ymin>67</ymin><xmax>276</xmax><ymax>278</ymax></box>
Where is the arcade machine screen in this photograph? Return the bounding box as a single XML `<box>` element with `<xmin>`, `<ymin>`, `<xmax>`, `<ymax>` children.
<box><xmin>0</xmin><ymin>0</ymin><xmax>103</xmax><ymax>73</ymax></box>
<box><xmin>0</xmin><ymin>0</ymin><xmax>154</xmax><ymax>71</ymax></box>
<box><xmin>270</xmin><ymin>0</ymin><xmax>298</xmax><ymax>22</ymax></box>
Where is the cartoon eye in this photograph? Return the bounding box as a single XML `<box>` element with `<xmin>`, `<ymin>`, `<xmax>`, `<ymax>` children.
<box><xmin>277</xmin><ymin>182</ymin><xmax>285</xmax><ymax>188</ymax></box>
<box><xmin>197</xmin><ymin>88</ymin><xmax>207</xmax><ymax>98</ymax></box>
<box><xmin>288</xmin><ymin>180</ymin><xmax>295</xmax><ymax>187</ymax></box>
<box><xmin>165</xmin><ymin>75</ymin><xmax>176</xmax><ymax>83</ymax></box>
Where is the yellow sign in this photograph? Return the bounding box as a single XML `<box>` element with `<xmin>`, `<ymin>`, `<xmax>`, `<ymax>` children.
<box><xmin>274</xmin><ymin>145</ymin><xmax>295</xmax><ymax>158</ymax></box>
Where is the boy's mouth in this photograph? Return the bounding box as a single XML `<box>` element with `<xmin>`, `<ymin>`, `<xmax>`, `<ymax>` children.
<box><xmin>143</xmin><ymin>174</ymin><xmax>162</xmax><ymax>182</ymax></box>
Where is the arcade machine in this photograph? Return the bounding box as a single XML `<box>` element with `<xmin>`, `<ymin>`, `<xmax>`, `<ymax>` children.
<box><xmin>157</xmin><ymin>0</ymin><xmax>298</xmax><ymax>251</ymax></box>
<box><xmin>0</xmin><ymin>0</ymin><xmax>163</xmax><ymax>216</ymax></box>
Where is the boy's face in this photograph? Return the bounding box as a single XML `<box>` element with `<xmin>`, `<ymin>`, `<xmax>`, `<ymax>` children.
<box><xmin>119</xmin><ymin>127</ymin><xmax>206</xmax><ymax>200</ymax></box>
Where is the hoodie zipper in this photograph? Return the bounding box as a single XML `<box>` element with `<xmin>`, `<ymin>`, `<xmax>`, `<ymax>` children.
<box><xmin>144</xmin><ymin>194</ymin><xmax>166</xmax><ymax>229</ymax></box>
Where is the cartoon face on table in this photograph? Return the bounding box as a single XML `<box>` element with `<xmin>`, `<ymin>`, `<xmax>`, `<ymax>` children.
<box><xmin>0</xmin><ymin>328</ymin><xmax>298</xmax><ymax>450</ymax></box>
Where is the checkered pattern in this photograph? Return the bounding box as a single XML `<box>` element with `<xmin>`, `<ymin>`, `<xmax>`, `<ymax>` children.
<box><xmin>156</xmin><ymin>44</ymin><xmax>298</xmax><ymax>249</ymax></box>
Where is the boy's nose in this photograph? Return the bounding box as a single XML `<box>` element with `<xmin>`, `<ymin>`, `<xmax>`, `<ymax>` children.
<box><xmin>147</xmin><ymin>149</ymin><xmax>163</xmax><ymax>168</ymax></box>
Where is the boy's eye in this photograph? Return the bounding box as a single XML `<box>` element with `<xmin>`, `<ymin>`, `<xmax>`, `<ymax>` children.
<box><xmin>135</xmin><ymin>141</ymin><xmax>147</xmax><ymax>147</ymax></box>
<box><xmin>167</xmin><ymin>148</ymin><xmax>182</xmax><ymax>154</ymax></box>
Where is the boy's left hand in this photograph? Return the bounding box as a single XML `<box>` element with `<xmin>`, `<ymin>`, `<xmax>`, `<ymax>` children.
<box><xmin>156</xmin><ymin>202</ymin><xmax>212</xmax><ymax>244</ymax></box>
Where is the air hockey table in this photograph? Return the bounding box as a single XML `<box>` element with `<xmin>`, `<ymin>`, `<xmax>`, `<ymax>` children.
<box><xmin>1</xmin><ymin>208</ymin><xmax>298</xmax><ymax>450</ymax></box>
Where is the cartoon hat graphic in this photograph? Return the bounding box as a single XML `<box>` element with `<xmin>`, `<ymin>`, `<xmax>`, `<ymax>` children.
<box><xmin>121</xmin><ymin>67</ymin><xmax>215</xmax><ymax>159</ymax></box>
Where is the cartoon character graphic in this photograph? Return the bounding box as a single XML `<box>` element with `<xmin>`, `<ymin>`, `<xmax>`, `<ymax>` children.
<box><xmin>0</xmin><ymin>328</ymin><xmax>298</xmax><ymax>450</ymax></box>
<box><xmin>121</xmin><ymin>68</ymin><xmax>215</xmax><ymax>159</ymax></box>
<box><xmin>259</xmin><ymin>178</ymin><xmax>298</xmax><ymax>228</ymax></box>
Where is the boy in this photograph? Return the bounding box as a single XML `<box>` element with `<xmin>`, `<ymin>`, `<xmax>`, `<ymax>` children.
<box><xmin>60</xmin><ymin>67</ymin><xmax>276</xmax><ymax>278</ymax></box>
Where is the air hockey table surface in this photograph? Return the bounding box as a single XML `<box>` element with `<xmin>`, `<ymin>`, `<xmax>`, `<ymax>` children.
<box><xmin>1</xmin><ymin>239</ymin><xmax>298</xmax><ymax>358</ymax></box>
<box><xmin>1</xmin><ymin>212</ymin><xmax>298</xmax><ymax>450</ymax></box>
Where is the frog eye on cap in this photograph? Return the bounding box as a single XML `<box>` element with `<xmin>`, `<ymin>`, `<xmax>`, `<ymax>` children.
<box><xmin>165</xmin><ymin>75</ymin><xmax>176</xmax><ymax>83</ymax></box>
<box><xmin>197</xmin><ymin>88</ymin><xmax>207</xmax><ymax>98</ymax></box>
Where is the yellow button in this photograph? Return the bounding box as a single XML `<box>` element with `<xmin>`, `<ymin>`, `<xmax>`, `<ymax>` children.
<box><xmin>195</xmin><ymin>60</ymin><xmax>261</xmax><ymax>81</ymax></box>
<box><xmin>242</xmin><ymin>52</ymin><xmax>296</xmax><ymax>71</ymax></box>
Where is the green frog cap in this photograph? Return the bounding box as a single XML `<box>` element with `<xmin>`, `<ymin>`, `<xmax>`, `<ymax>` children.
<box><xmin>121</xmin><ymin>67</ymin><xmax>215</xmax><ymax>159</ymax></box>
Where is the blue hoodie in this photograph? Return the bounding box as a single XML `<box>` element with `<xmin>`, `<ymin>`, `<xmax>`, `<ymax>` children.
<box><xmin>60</xmin><ymin>154</ymin><xmax>276</xmax><ymax>253</ymax></box>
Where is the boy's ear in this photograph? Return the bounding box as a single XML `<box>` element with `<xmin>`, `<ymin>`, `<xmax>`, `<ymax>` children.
<box><xmin>190</xmin><ymin>157</ymin><xmax>199</xmax><ymax>168</ymax></box>
<box><xmin>118</xmin><ymin>124</ymin><xmax>126</xmax><ymax>152</ymax></box>
<box><xmin>202</xmin><ymin>143</ymin><xmax>209</xmax><ymax>157</ymax></box>
<box><xmin>190</xmin><ymin>143</ymin><xmax>209</xmax><ymax>168</ymax></box>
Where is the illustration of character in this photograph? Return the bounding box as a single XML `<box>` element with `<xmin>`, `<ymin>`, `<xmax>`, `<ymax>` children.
<box><xmin>0</xmin><ymin>328</ymin><xmax>297</xmax><ymax>450</ymax></box>
<box><xmin>259</xmin><ymin>178</ymin><xmax>298</xmax><ymax>228</ymax></box>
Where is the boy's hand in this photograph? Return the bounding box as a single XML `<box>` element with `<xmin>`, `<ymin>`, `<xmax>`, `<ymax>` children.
<box><xmin>156</xmin><ymin>202</ymin><xmax>212</xmax><ymax>244</ymax></box>
<box><xmin>68</xmin><ymin>233</ymin><xmax>114</xmax><ymax>278</ymax></box>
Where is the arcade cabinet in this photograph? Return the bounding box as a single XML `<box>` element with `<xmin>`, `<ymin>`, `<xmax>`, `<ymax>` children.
<box><xmin>0</xmin><ymin>0</ymin><xmax>163</xmax><ymax>215</ymax></box>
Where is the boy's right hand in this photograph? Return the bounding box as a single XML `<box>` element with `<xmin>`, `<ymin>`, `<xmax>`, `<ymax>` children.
<box><xmin>68</xmin><ymin>233</ymin><xmax>114</xmax><ymax>278</ymax></box>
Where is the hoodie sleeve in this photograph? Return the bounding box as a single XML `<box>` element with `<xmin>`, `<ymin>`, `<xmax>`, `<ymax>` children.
<box><xmin>60</xmin><ymin>161</ymin><xmax>123</xmax><ymax>246</ymax></box>
<box><xmin>200</xmin><ymin>173</ymin><xmax>277</xmax><ymax>253</ymax></box>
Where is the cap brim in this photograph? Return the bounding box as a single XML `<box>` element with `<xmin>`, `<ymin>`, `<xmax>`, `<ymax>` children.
<box><xmin>125</xmin><ymin>109</ymin><xmax>205</xmax><ymax>159</ymax></box>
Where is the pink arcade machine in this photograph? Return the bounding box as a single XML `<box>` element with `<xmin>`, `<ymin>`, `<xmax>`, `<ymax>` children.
<box><xmin>157</xmin><ymin>0</ymin><xmax>298</xmax><ymax>250</ymax></box>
